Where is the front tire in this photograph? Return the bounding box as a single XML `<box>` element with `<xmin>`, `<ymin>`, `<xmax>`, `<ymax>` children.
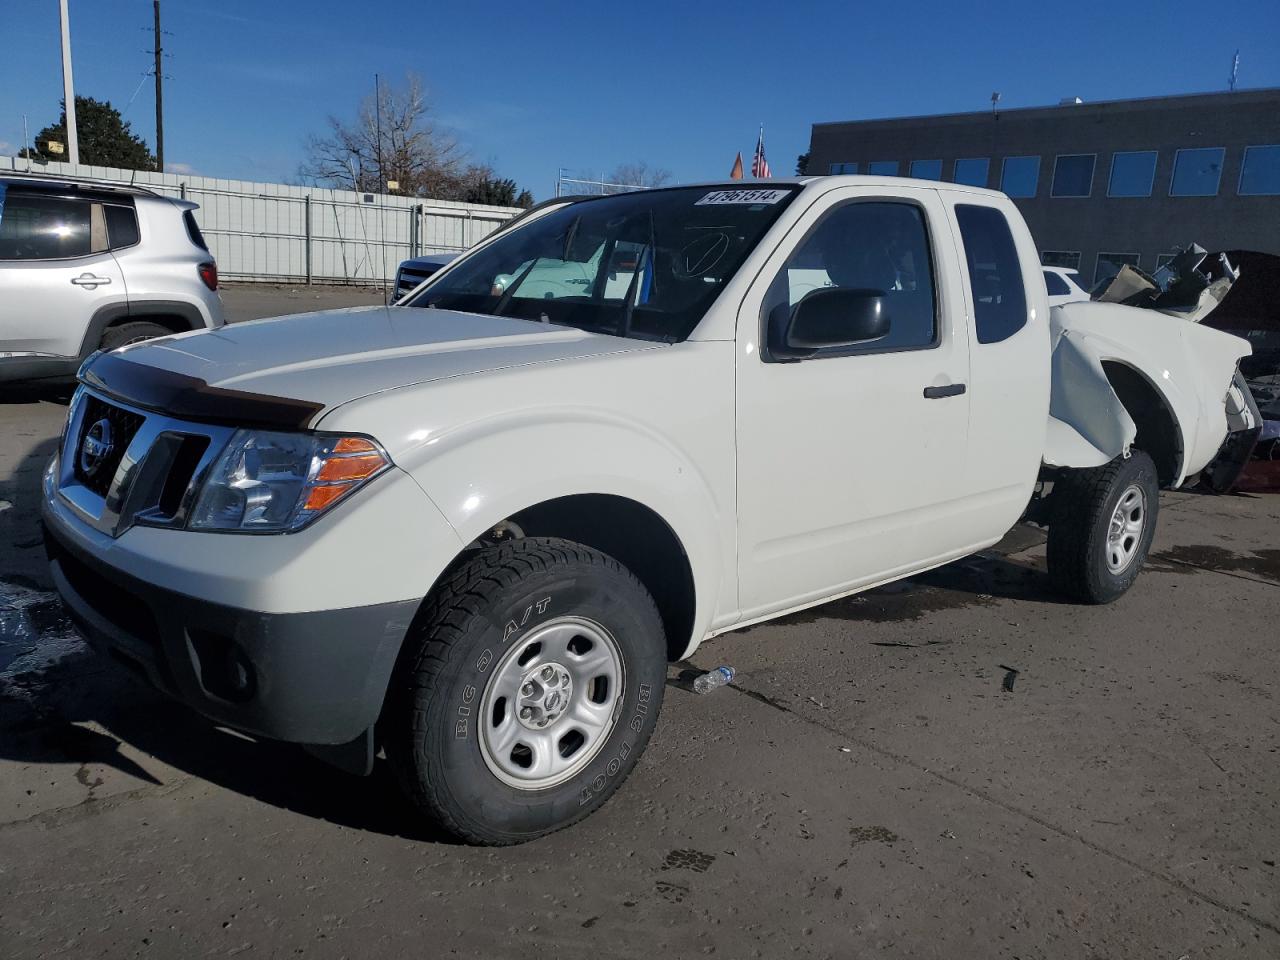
<box><xmin>1047</xmin><ymin>450</ymin><xmax>1159</xmax><ymax>604</ymax></box>
<box><xmin>384</xmin><ymin>537</ymin><xmax>667</xmax><ymax>845</ymax></box>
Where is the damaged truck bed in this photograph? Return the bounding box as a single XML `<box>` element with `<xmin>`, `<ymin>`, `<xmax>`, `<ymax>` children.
<box><xmin>1047</xmin><ymin>245</ymin><xmax>1267</xmax><ymax>495</ymax></box>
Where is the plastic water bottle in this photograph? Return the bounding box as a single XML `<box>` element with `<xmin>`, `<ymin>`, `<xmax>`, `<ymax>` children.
<box><xmin>693</xmin><ymin>665</ymin><xmax>736</xmax><ymax>694</ymax></box>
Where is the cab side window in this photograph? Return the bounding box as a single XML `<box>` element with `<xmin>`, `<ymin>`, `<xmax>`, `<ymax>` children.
<box><xmin>762</xmin><ymin>201</ymin><xmax>937</xmax><ymax>358</ymax></box>
<box><xmin>955</xmin><ymin>204</ymin><xmax>1027</xmax><ymax>344</ymax></box>
<box><xmin>0</xmin><ymin>193</ymin><xmax>101</xmax><ymax>261</ymax></box>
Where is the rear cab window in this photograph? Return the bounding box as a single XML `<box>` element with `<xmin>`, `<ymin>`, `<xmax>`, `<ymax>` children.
<box><xmin>955</xmin><ymin>204</ymin><xmax>1028</xmax><ymax>344</ymax></box>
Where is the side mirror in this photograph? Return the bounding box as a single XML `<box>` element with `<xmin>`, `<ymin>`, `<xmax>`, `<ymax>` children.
<box><xmin>772</xmin><ymin>287</ymin><xmax>890</xmax><ymax>359</ymax></box>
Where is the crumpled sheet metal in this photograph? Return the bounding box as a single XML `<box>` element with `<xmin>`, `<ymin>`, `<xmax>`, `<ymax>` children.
<box><xmin>1044</xmin><ymin>329</ymin><xmax>1137</xmax><ymax>469</ymax></box>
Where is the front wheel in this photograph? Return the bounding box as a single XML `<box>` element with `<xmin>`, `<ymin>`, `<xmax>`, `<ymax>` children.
<box><xmin>384</xmin><ymin>537</ymin><xmax>667</xmax><ymax>845</ymax></box>
<box><xmin>100</xmin><ymin>321</ymin><xmax>176</xmax><ymax>351</ymax></box>
<box><xmin>1047</xmin><ymin>450</ymin><xmax>1159</xmax><ymax>604</ymax></box>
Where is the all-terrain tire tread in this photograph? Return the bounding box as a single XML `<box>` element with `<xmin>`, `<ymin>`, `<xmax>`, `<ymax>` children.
<box><xmin>386</xmin><ymin>536</ymin><xmax>663</xmax><ymax>845</ymax></box>
<box><xmin>1046</xmin><ymin>451</ymin><xmax>1157</xmax><ymax>604</ymax></box>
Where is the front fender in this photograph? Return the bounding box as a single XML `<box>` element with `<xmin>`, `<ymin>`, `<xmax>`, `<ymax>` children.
<box><xmin>397</xmin><ymin>408</ymin><xmax>728</xmax><ymax>654</ymax></box>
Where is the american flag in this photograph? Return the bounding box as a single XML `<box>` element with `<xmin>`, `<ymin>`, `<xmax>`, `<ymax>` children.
<box><xmin>751</xmin><ymin>126</ymin><xmax>771</xmax><ymax>178</ymax></box>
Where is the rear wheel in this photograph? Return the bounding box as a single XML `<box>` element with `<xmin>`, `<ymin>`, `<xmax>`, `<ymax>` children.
<box><xmin>1047</xmin><ymin>450</ymin><xmax>1159</xmax><ymax>604</ymax></box>
<box><xmin>100</xmin><ymin>321</ymin><xmax>176</xmax><ymax>352</ymax></box>
<box><xmin>384</xmin><ymin>537</ymin><xmax>667</xmax><ymax>845</ymax></box>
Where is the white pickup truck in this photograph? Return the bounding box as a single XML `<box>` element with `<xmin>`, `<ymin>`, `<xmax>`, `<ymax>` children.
<box><xmin>41</xmin><ymin>178</ymin><xmax>1259</xmax><ymax>844</ymax></box>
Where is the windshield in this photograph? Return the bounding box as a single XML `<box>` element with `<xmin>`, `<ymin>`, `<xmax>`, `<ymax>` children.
<box><xmin>406</xmin><ymin>185</ymin><xmax>798</xmax><ymax>341</ymax></box>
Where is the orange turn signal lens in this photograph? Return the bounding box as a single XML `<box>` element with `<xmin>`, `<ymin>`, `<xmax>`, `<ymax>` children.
<box><xmin>316</xmin><ymin>453</ymin><xmax>386</xmax><ymax>483</ymax></box>
<box><xmin>333</xmin><ymin>436</ymin><xmax>377</xmax><ymax>454</ymax></box>
<box><xmin>303</xmin><ymin>484</ymin><xmax>352</xmax><ymax>512</ymax></box>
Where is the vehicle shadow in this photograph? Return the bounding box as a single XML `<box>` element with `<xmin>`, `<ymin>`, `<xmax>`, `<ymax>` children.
<box><xmin>740</xmin><ymin>545</ymin><xmax>1068</xmax><ymax>634</ymax></box>
<box><xmin>2</xmin><ymin>657</ymin><xmax>454</xmax><ymax>842</ymax></box>
<box><xmin>0</xmin><ymin>433</ymin><xmax>457</xmax><ymax>844</ymax></box>
<box><xmin>0</xmin><ymin>382</ymin><xmax>74</xmax><ymax>406</ymax></box>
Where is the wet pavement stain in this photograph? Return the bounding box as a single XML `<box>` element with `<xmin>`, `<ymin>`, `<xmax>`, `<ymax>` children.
<box><xmin>0</xmin><ymin>578</ymin><xmax>84</xmax><ymax>677</ymax></box>
<box><xmin>661</xmin><ymin>849</ymin><xmax>716</xmax><ymax>873</ymax></box>
<box><xmin>1148</xmin><ymin>545</ymin><xmax>1280</xmax><ymax>583</ymax></box>
<box><xmin>849</xmin><ymin>825</ymin><xmax>899</xmax><ymax>845</ymax></box>
<box><xmin>654</xmin><ymin>880</ymin><xmax>689</xmax><ymax>904</ymax></box>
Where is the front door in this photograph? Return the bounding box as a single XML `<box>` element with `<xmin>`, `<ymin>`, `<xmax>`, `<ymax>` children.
<box><xmin>0</xmin><ymin>189</ymin><xmax>127</xmax><ymax>358</ymax></box>
<box><xmin>734</xmin><ymin>185</ymin><xmax>973</xmax><ymax>621</ymax></box>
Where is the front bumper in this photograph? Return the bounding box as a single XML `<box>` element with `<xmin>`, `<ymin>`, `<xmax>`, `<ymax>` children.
<box><xmin>42</xmin><ymin>503</ymin><xmax>419</xmax><ymax>751</ymax></box>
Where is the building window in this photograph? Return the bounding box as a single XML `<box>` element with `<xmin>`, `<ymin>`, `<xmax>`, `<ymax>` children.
<box><xmin>1000</xmin><ymin>156</ymin><xmax>1039</xmax><ymax>198</ymax></box>
<box><xmin>868</xmin><ymin>160</ymin><xmax>899</xmax><ymax>176</ymax></box>
<box><xmin>953</xmin><ymin>158</ymin><xmax>990</xmax><ymax>187</ymax></box>
<box><xmin>910</xmin><ymin>159</ymin><xmax>943</xmax><ymax>180</ymax></box>
<box><xmin>1107</xmin><ymin>151</ymin><xmax>1158</xmax><ymax>197</ymax></box>
<box><xmin>1170</xmin><ymin>147</ymin><xmax>1225</xmax><ymax>196</ymax></box>
<box><xmin>829</xmin><ymin>162</ymin><xmax>859</xmax><ymax>175</ymax></box>
<box><xmin>1041</xmin><ymin>250</ymin><xmax>1081</xmax><ymax>270</ymax></box>
<box><xmin>1052</xmin><ymin>154</ymin><xmax>1096</xmax><ymax>197</ymax></box>
<box><xmin>1094</xmin><ymin>252</ymin><xmax>1141</xmax><ymax>287</ymax></box>
<box><xmin>1239</xmin><ymin>145</ymin><xmax>1280</xmax><ymax>196</ymax></box>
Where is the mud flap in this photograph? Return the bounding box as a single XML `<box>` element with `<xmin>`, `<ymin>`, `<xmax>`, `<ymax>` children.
<box><xmin>1202</xmin><ymin>370</ymin><xmax>1262</xmax><ymax>493</ymax></box>
<box><xmin>303</xmin><ymin>726</ymin><xmax>375</xmax><ymax>776</ymax></box>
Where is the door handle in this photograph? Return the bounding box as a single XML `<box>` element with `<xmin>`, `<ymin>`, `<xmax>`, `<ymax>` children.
<box><xmin>70</xmin><ymin>273</ymin><xmax>111</xmax><ymax>289</ymax></box>
<box><xmin>923</xmin><ymin>383</ymin><xmax>966</xmax><ymax>399</ymax></box>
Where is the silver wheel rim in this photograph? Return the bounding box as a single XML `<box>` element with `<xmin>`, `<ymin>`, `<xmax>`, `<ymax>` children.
<box><xmin>1106</xmin><ymin>483</ymin><xmax>1147</xmax><ymax>574</ymax></box>
<box><xmin>478</xmin><ymin>616</ymin><xmax>624</xmax><ymax>790</ymax></box>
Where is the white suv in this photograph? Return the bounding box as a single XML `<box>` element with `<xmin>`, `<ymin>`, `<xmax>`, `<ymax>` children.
<box><xmin>0</xmin><ymin>174</ymin><xmax>224</xmax><ymax>383</ymax></box>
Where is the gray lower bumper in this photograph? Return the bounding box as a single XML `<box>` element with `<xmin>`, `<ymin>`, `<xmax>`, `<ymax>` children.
<box><xmin>42</xmin><ymin>512</ymin><xmax>419</xmax><ymax>758</ymax></box>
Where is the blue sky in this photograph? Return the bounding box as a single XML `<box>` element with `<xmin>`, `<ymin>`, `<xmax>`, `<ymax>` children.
<box><xmin>2</xmin><ymin>0</ymin><xmax>1278</xmax><ymax>199</ymax></box>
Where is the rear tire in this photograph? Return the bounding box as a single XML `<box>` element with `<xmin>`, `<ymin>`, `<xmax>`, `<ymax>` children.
<box><xmin>100</xmin><ymin>321</ymin><xmax>175</xmax><ymax>352</ymax></box>
<box><xmin>1047</xmin><ymin>451</ymin><xmax>1159</xmax><ymax>604</ymax></box>
<box><xmin>384</xmin><ymin>537</ymin><xmax>667</xmax><ymax>845</ymax></box>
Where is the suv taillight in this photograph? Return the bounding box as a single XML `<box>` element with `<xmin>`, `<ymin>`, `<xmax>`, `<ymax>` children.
<box><xmin>198</xmin><ymin>262</ymin><xmax>218</xmax><ymax>291</ymax></box>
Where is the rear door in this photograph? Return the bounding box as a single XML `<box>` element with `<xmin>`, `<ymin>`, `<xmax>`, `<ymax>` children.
<box><xmin>734</xmin><ymin>184</ymin><xmax>974</xmax><ymax>621</ymax></box>
<box><xmin>941</xmin><ymin>196</ymin><xmax>1050</xmax><ymax>536</ymax></box>
<box><xmin>0</xmin><ymin>188</ymin><xmax>127</xmax><ymax>358</ymax></box>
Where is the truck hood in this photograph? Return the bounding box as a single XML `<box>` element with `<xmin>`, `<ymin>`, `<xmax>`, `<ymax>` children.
<box><xmin>83</xmin><ymin>306</ymin><xmax>652</xmax><ymax>427</ymax></box>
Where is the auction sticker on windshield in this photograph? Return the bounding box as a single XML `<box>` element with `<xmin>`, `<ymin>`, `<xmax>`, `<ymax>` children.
<box><xmin>695</xmin><ymin>189</ymin><xmax>791</xmax><ymax>206</ymax></box>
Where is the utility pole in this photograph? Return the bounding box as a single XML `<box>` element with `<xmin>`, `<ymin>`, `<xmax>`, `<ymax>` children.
<box><xmin>373</xmin><ymin>73</ymin><xmax>384</xmax><ymax>191</ymax></box>
<box><xmin>58</xmin><ymin>0</ymin><xmax>79</xmax><ymax>165</ymax></box>
<box><xmin>153</xmin><ymin>0</ymin><xmax>164</xmax><ymax>171</ymax></box>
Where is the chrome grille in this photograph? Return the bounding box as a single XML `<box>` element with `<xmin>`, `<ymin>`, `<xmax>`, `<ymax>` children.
<box><xmin>56</xmin><ymin>387</ymin><xmax>235</xmax><ymax>538</ymax></box>
<box><xmin>73</xmin><ymin>395</ymin><xmax>146</xmax><ymax>496</ymax></box>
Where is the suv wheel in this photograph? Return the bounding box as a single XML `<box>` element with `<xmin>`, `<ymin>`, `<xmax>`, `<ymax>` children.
<box><xmin>1047</xmin><ymin>450</ymin><xmax>1159</xmax><ymax>604</ymax></box>
<box><xmin>385</xmin><ymin>537</ymin><xmax>667</xmax><ymax>845</ymax></box>
<box><xmin>100</xmin><ymin>321</ymin><xmax>176</xmax><ymax>352</ymax></box>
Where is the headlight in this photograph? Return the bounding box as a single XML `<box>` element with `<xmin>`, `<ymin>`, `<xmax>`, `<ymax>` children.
<box><xmin>188</xmin><ymin>430</ymin><xmax>391</xmax><ymax>533</ymax></box>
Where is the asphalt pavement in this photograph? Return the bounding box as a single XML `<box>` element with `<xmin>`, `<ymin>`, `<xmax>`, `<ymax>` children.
<box><xmin>1</xmin><ymin>285</ymin><xmax>1277</xmax><ymax>959</ymax></box>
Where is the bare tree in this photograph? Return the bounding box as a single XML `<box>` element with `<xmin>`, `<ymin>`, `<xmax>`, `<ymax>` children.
<box><xmin>300</xmin><ymin>74</ymin><xmax>475</xmax><ymax>198</ymax></box>
<box><xmin>607</xmin><ymin>161</ymin><xmax>672</xmax><ymax>192</ymax></box>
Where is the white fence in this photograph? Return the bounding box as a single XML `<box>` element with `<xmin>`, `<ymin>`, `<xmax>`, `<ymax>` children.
<box><xmin>1</xmin><ymin>157</ymin><xmax>522</xmax><ymax>285</ymax></box>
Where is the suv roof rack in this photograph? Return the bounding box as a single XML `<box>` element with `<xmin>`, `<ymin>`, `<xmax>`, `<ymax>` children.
<box><xmin>0</xmin><ymin>171</ymin><xmax>162</xmax><ymax>199</ymax></box>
